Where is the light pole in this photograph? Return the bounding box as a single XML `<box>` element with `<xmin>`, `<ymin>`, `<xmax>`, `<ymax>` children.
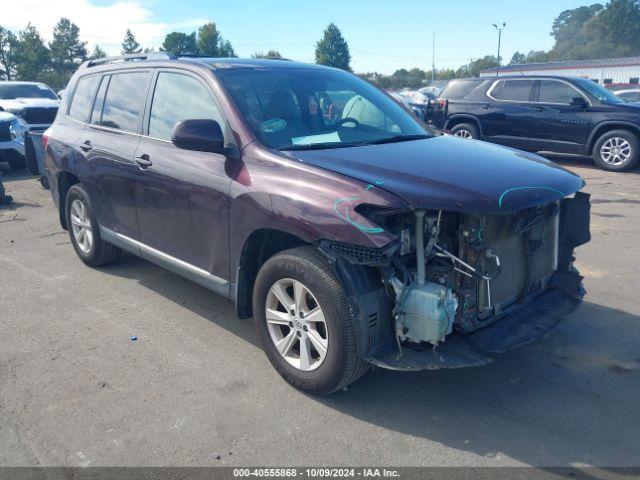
<box><xmin>493</xmin><ymin>22</ymin><xmax>506</xmax><ymax>77</ymax></box>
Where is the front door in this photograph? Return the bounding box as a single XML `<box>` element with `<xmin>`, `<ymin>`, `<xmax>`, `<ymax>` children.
<box><xmin>133</xmin><ymin>70</ymin><xmax>232</xmax><ymax>280</ymax></box>
<box><xmin>528</xmin><ymin>79</ymin><xmax>593</xmax><ymax>154</ymax></box>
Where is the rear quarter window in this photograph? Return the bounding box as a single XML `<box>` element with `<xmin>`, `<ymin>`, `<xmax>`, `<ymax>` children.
<box><xmin>68</xmin><ymin>75</ymin><xmax>101</xmax><ymax>122</ymax></box>
<box><xmin>440</xmin><ymin>80</ymin><xmax>484</xmax><ymax>100</ymax></box>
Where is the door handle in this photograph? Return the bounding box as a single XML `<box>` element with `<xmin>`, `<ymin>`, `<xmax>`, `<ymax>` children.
<box><xmin>79</xmin><ymin>140</ymin><xmax>92</xmax><ymax>152</ymax></box>
<box><xmin>134</xmin><ymin>154</ymin><xmax>153</xmax><ymax>168</ymax></box>
<box><xmin>480</xmin><ymin>104</ymin><xmax>491</xmax><ymax>110</ymax></box>
<box><xmin>533</xmin><ymin>106</ymin><xmax>548</xmax><ymax>111</ymax></box>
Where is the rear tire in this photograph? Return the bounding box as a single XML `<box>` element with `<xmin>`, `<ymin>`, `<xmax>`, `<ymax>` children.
<box><xmin>450</xmin><ymin>122</ymin><xmax>479</xmax><ymax>140</ymax></box>
<box><xmin>8</xmin><ymin>154</ymin><xmax>26</xmax><ymax>171</ymax></box>
<box><xmin>65</xmin><ymin>184</ymin><xmax>121</xmax><ymax>266</ymax></box>
<box><xmin>252</xmin><ymin>246</ymin><xmax>369</xmax><ymax>395</ymax></box>
<box><xmin>593</xmin><ymin>129</ymin><xmax>639</xmax><ymax>171</ymax></box>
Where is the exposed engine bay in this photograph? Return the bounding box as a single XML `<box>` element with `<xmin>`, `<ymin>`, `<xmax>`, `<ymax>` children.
<box><xmin>320</xmin><ymin>192</ymin><xmax>591</xmax><ymax>369</ymax></box>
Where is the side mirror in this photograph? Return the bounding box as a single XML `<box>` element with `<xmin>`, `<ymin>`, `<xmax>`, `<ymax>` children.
<box><xmin>570</xmin><ymin>96</ymin><xmax>588</xmax><ymax>108</ymax></box>
<box><xmin>171</xmin><ymin>119</ymin><xmax>225</xmax><ymax>154</ymax></box>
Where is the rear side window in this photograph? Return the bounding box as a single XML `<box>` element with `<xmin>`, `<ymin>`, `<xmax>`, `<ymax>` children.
<box><xmin>490</xmin><ymin>79</ymin><xmax>534</xmax><ymax>101</ymax></box>
<box><xmin>99</xmin><ymin>72</ymin><xmax>149</xmax><ymax>132</ymax></box>
<box><xmin>68</xmin><ymin>75</ymin><xmax>100</xmax><ymax>122</ymax></box>
<box><xmin>148</xmin><ymin>72</ymin><xmax>225</xmax><ymax>141</ymax></box>
<box><xmin>440</xmin><ymin>80</ymin><xmax>482</xmax><ymax>99</ymax></box>
<box><xmin>538</xmin><ymin>80</ymin><xmax>580</xmax><ymax>104</ymax></box>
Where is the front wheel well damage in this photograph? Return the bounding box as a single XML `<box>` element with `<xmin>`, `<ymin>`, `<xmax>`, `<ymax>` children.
<box><xmin>235</xmin><ymin>229</ymin><xmax>307</xmax><ymax>318</ymax></box>
<box><xmin>57</xmin><ymin>171</ymin><xmax>80</xmax><ymax>230</ymax></box>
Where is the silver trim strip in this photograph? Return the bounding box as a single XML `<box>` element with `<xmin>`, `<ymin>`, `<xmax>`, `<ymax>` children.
<box><xmin>100</xmin><ymin>226</ymin><xmax>232</xmax><ymax>298</ymax></box>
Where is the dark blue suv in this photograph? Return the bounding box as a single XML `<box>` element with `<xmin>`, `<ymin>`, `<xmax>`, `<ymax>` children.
<box><xmin>430</xmin><ymin>75</ymin><xmax>640</xmax><ymax>171</ymax></box>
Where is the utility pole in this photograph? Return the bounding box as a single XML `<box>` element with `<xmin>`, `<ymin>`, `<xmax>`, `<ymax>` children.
<box><xmin>493</xmin><ymin>22</ymin><xmax>506</xmax><ymax>77</ymax></box>
<box><xmin>432</xmin><ymin>31</ymin><xmax>435</xmax><ymax>83</ymax></box>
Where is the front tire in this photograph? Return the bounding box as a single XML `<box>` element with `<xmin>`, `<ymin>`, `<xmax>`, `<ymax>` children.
<box><xmin>450</xmin><ymin>122</ymin><xmax>478</xmax><ymax>140</ymax></box>
<box><xmin>593</xmin><ymin>129</ymin><xmax>639</xmax><ymax>171</ymax></box>
<box><xmin>65</xmin><ymin>184</ymin><xmax>121</xmax><ymax>266</ymax></box>
<box><xmin>253</xmin><ymin>246</ymin><xmax>369</xmax><ymax>395</ymax></box>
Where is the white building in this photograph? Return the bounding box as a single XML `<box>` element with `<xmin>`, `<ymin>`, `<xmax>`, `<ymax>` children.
<box><xmin>479</xmin><ymin>57</ymin><xmax>640</xmax><ymax>88</ymax></box>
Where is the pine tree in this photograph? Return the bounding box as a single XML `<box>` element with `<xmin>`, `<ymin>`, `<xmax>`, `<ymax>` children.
<box><xmin>49</xmin><ymin>18</ymin><xmax>87</xmax><ymax>75</ymax></box>
<box><xmin>14</xmin><ymin>24</ymin><xmax>51</xmax><ymax>81</ymax></box>
<box><xmin>91</xmin><ymin>45</ymin><xmax>107</xmax><ymax>58</ymax></box>
<box><xmin>315</xmin><ymin>23</ymin><xmax>351</xmax><ymax>71</ymax></box>
<box><xmin>121</xmin><ymin>29</ymin><xmax>141</xmax><ymax>54</ymax></box>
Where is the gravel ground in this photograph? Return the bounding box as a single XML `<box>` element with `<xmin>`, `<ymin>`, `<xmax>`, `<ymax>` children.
<box><xmin>0</xmin><ymin>157</ymin><xmax>639</xmax><ymax>467</ymax></box>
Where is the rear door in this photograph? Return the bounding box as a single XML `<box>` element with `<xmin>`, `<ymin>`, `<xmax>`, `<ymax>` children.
<box><xmin>482</xmin><ymin>78</ymin><xmax>536</xmax><ymax>150</ymax></box>
<box><xmin>79</xmin><ymin>70</ymin><xmax>152</xmax><ymax>239</ymax></box>
<box><xmin>133</xmin><ymin>69</ymin><xmax>232</xmax><ymax>279</ymax></box>
<box><xmin>528</xmin><ymin>79</ymin><xmax>593</xmax><ymax>154</ymax></box>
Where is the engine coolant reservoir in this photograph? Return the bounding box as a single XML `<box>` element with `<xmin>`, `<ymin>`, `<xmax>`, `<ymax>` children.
<box><xmin>396</xmin><ymin>282</ymin><xmax>458</xmax><ymax>345</ymax></box>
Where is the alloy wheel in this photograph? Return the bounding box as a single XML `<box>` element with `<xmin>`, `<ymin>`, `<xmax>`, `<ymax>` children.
<box><xmin>265</xmin><ymin>278</ymin><xmax>328</xmax><ymax>371</ymax></box>
<box><xmin>70</xmin><ymin>199</ymin><xmax>93</xmax><ymax>253</ymax></box>
<box><xmin>600</xmin><ymin>137</ymin><xmax>632</xmax><ymax>166</ymax></box>
<box><xmin>454</xmin><ymin>129</ymin><xmax>473</xmax><ymax>139</ymax></box>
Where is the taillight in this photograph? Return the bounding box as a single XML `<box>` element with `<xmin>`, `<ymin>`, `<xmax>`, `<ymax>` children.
<box><xmin>42</xmin><ymin>127</ymin><xmax>52</xmax><ymax>151</ymax></box>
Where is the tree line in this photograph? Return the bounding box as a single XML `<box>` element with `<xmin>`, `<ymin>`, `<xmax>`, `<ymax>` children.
<box><xmin>0</xmin><ymin>19</ymin><xmax>349</xmax><ymax>90</ymax></box>
<box><xmin>365</xmin><ymin>0</ymin><xmax>640</xmax><ymax>89</ymax></box>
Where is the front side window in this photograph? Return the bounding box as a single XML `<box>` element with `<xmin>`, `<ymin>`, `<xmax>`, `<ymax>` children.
<box><xmin>149</xmin><ymin>72</ymin><xmax>225</xmax><ymax>141</ymax></box>
<box><xmin>538</xmin><ymin>80</ymin><xmax>581</xmax><ymax>104</ymax></box>
<box><xmin>217</xmin><ymin>68</ymin><xmax>429</xmax><ymax>150</ymax></box>
<box><xmin>490</xmin><ymin>79</ymin><xmax>534</xmax><ymax>102</ymax></box>
<box><xmin>573</xmin><ymin>78</ymin><xmax>623</xmax><ymax>104</ymax></box>
<box><xmin>69</xmin><ymin>75</ymin><xmax>100</xmax><ymax>122</ymax></box>
<box><xmin>99</xmin><ymin>72</ymin><xmax>149</xmax><ymax>132</ymax></box>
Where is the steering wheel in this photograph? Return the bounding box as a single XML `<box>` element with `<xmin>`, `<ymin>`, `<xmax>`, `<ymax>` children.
<box><xmin>335</xmin><ymin>117</ymin><xmax>360</xmax><ymax>128</ymax></box>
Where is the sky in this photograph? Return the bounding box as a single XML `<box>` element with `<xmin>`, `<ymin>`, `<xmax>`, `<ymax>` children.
<box><xmin>4</xmin><ymin>0</ymin><xmax>594</xmax><ymax>74</ymax></box>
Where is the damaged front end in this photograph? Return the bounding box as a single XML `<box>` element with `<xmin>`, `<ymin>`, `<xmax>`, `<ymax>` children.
<box><xmin>318</xmin><ymin>192</ymin><xmax>591</xmax><ymax>371</ymax></box>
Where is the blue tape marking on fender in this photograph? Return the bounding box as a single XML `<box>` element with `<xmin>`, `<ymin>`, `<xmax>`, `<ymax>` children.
<box><xmin>333</xmin><ymin>196</ymin><xmax>384</xmax><ymax>234</ymax></box>
<box><xmin>498</xmin><ymin>186</ymin><xmax>565</xmax><ymax>209</ymax></box>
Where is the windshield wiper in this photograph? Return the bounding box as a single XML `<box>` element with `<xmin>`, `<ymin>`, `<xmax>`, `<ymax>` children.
<box><xmin>360</xmin><ymin>134</ymin><xmax>430</xmax><ymax>146</ymax></box>
<box><xmin>279</xmin><ymin>142</ymin><xmax>359</xmax><ymax>151</ymax></box>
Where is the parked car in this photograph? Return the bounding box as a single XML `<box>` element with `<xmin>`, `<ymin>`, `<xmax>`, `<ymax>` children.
<box><xmin>44</xmin><ymin>54</ymin><xmax>590</xmax><ymax>394</ymax></box>
<box><xmin>0</xmin><ymin>110</ymin><xmax>28</xmax><ymax>170</ymax></box>
<box><xmin>429</xmin><ymin>75</ymin><xmax>640</xmax><ymax>171</ymax></box>
<box><xmin>389</xmin><ymin>91</ymin><xmax>425</xmax><ymax>119</ymax></box>
<box><xmin>614</xmin><ymin>88</ymin><xmax>640</xmax><ymax>103</ymax></box>
<box><xmin>0</xmin><ymin>81</ymin><xmax>60</xmax><ymax>133</ymax></box>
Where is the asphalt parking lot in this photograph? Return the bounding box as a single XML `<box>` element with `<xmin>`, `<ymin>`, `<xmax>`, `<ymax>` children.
<box><xmin>1</xmin><ymin>157</ymin><xmax>639</xmax><ymax>467</ymax></box>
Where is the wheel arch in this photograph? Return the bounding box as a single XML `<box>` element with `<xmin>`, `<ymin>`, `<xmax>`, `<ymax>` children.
<box><xmin>57</xmin><ymin>170</ymin><xmax>80</xmax><ymax>230</ymax></box>
<box><xmin>235</xmin><ymin>228</ymin><xmax>308</xmax><ymax>319</ymax></box>
<box><xmin>588</xmin><ymin>121</ymin><xmax>640</xmax><ymax>154</ymax></box>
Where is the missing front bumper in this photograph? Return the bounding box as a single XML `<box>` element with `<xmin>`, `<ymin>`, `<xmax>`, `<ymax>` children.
<box><xmin>363</xmin><ymin>272</ymin><xmax>583</xmax><ymax>371</ymax></box>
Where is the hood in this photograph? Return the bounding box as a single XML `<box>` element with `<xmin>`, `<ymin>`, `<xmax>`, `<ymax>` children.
<box><xmin>0</xmin><ymin>111</ymin><xmax>18</xmax><ymax>123</ymax></box>
<box><xmin>614</xmin><ymin>102</ymin><xmax>640</xmax><ymax>112</ymax></box>
<box><xmin>0</xmin><ymin>98</ymin><xmax>60</xmax><ymax>110</ymax></box>
<box><xmin>281</xmin><ymin>135</ymin><xmax>584</xmax><ymax>214</ymax></box>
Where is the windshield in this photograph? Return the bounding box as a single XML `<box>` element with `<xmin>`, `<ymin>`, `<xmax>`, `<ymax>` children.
<box><xmin>0</xmin><ymin>83</ymin><xmax>58</xmax><ymax>100</ymax></box>
<box><xmin>216</xmin><ymin>67</ymin><xmax>430</xmax><ymax>150</ymax></box>
<box><xmin>573</xmin><ymin>78</ymin><xmax>623</xmax><ymax>104</ymax></box>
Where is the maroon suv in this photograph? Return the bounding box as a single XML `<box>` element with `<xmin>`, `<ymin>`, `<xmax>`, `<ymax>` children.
<box><xmin>43</xmin><ymin>54</ymin><xmax>590</xmax><ymax>394</ymax></box>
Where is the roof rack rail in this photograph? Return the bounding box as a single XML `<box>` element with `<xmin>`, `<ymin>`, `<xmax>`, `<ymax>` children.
<box><xmin>81</xmin><ymin>52</ymin><xmax>176</xmax><ymax>68</ymax></box>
